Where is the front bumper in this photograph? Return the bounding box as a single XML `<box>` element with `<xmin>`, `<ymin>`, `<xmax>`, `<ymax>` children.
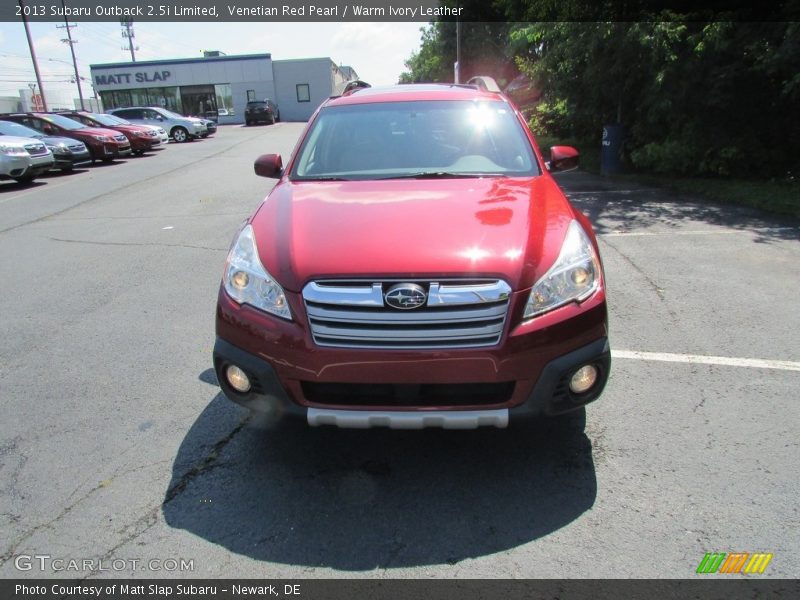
<box><xmin>26</xmin><ymin>153</ymin><xmax>55</xmax><ymax>176</ymax></box>
<box><xmin>213</xmin><ymin>288</ymin><xmax>610</xmax><ymax>428</ymax></box>
<box><xmin>52</xmin><ymin>150</ymin><xmax>91</xmax><ymax>169</ymax></box>
<box><xmin>130</xmin><ymin>136</ymin><xmax>160</xmax><ymax>151</ymax></box>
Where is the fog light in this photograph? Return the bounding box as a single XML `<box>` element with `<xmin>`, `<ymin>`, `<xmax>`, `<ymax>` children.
<box><xmin>226</xmin><ymin>365</ymin><xmax>251</xmax><ymax>393</ymax></box>
<box><xmin>569</xmin><ymin>365</ymin><xmax>598</xmax><ymax>394</ymax></box>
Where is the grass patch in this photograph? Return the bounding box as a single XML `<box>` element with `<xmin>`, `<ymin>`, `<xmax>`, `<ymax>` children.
<box><xmin>535</xmin><ymin>136</ymin><xmax>799</xmax><ymax>218</ymax></box>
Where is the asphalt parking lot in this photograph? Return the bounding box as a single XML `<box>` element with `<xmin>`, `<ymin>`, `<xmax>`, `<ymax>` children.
<box><xmin>0</xmin><ymin>123</ymin><xmax>798</xmax><ymax>579</ymax></box>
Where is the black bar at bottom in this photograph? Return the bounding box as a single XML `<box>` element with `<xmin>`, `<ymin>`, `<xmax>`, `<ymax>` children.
<box><xmin>2</xmin><ymin>579</ymin><xmax>799</xmax><ymax>600</ymax></box>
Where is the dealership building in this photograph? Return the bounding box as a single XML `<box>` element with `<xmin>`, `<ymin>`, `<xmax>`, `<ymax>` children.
<box><xmin>89</xmin><ymin>53</ymin><xmax>358</xmax><ymax>123</ymax></box>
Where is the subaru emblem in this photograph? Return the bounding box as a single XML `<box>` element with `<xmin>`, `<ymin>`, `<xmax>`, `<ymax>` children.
<box><xmin>384</xmin><ymin>283</ymin><xmax>427</xmax><ymax>310</ymax></box>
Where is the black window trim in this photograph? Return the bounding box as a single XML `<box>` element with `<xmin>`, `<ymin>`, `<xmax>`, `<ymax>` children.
<box><xmin>296</xmin><ymin>83</ymin><xmax>311</xmax><ymax>103</ymax></box>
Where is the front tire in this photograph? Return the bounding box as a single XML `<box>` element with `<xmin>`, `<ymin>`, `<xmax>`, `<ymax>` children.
<box><xmin>14</xmin><ymin>174</ymin><xmax>34</xmax><ymax>184</ymax></box>
<box><xmin>171</xmin><ymin>127</ymin><xmax>189</xmax><ymax>143</ymax></box>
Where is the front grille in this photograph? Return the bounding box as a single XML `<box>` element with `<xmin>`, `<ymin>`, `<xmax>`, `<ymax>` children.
<box><xmin>302</xmin><ymin>381</ymin><xmax>515</xmax><ymax>407</ymax></box>
<box><xmin>68</xmin><ymin>144</ymin><xmax>86</xmax><ymax>153</ymax></box>
<box><xmin>302</xmin><ymin>279</ymin><xmax>511</xmax><ymax>349</ymax></box>
<box><xmin>113</xmin><ymin>134</ymin><xmax>127</xmax><ymax>142</ymax></box>
<box><xmin>24</xmin><ymin>143</ymin><xmax>48</xmax><ymax>156</ymax></box>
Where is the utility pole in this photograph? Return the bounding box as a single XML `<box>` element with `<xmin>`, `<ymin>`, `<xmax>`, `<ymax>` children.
<box><xmin>18</xmin><ymin>0</ymin><xmax>48</xmax><ymax>111</ymax></box>
<box><xmin>120</xmin><ymin>19</ymin><xmax>136</xmax><ymax>62</ymax></box>
<box><xmin>455</xmin><ymin>19</ymin><xmax>461</xmax><ymax>84</ymax></box>
<box><xmin>454</xmin><ymin>1</ymin><xmax>461</xmax><ymax>84</ymax></box>
<box><xmin>57</xmin><ymin>0</ymin><xmax>84</xmax><ymax>110</ymax></box>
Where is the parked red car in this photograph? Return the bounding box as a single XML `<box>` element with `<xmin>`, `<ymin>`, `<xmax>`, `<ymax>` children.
<box><xmin>0</xmin><ymin>113</ymin><xmax>131</xmax><ymax>162</ymax></box>
<box><xmin>58</xmin><ymin>111</ymin><xmax>162</xmax><ymax>155</ymax></box>
<box><xmin>214</xmin><ymin>78</ymin><xmax>609</xmax><ymax>429</ymax></box>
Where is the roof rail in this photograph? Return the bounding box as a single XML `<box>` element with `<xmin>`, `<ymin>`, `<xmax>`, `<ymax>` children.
<box><xmin>466</xmin><ymin>76</ymin><xmax>501</xmax><ymax>93</ymax></box>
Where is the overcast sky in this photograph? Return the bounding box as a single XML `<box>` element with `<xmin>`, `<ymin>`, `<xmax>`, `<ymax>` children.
<box><xmin>0</xmin><ymin>21</ymin><xmax>425</xmax><ymax>104</ymax></box>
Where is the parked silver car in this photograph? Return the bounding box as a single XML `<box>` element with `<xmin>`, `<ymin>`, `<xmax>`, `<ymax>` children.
<box><xmin>107</xmin><ymin>107</ymin><xmax>206</xmax><ymax>143</ymax></box>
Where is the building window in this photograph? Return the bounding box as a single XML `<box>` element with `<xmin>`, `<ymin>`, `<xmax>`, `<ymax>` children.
<box><xmin>296</xmin><ymin>84</ymin><xmax>310</xmax><ymax>103</ymax></box>
<box><xmin>180</xmin><ymin>84</ymin><xmax>216</xmax><ymax>117</ymax></box>
<box><xmin>214</xmin><ymin>84</ymin><xmax>233</xmax><ymax>116</ymax></box>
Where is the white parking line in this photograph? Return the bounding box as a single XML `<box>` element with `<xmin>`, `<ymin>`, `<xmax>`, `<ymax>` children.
<box><xmin>601</xmin><ymin>230</ymin><xmax>740</xmax><ymax>237</ymax></box>
<box><xmin>600</xmin><ymin>228</ymin><xmax>796</xmax><ymax>237</ymax></box>
<box><xmin>0</xmin><ymin>178</ymin><xmax>76</xmax><ymax>205</ymax></box>
<box><xmin>613</xmin><ymin>350</ymin><xmax>800</xmax><ymax>372</ymax></box>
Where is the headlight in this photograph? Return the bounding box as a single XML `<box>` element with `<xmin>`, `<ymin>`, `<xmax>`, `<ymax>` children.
<box><xmin>93</xmin><ymin>135</ymin><xmax>110</xmax><ymax>142</ymax></box>
<box><xmin>0</xmin><ymin>144</ymin><xmax>26</xmax><ymax>155</ymax></box>
<box><xmin>223</xmin><ymin>224</ymin><xmax>291</xmax><ymax>320</ymax></box>
<box><xmin>524</xmin><ymin>220</ymin><xmax>601</xmax><ymax>319</ymax></box>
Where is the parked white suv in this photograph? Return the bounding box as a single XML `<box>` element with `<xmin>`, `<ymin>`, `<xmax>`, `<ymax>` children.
<box><xmin>108</xmin><ymin>107</ymin><xmax>206</xmax><ymax>143</ymax></box>
<box><xmin>0</xmin><ymin>135</ymin><xmax>54</xmax><ymax>184</ymax></box>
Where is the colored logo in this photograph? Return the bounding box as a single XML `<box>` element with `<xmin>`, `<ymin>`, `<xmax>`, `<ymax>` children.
<box><xmin>696</xmin><ymin>552</ymin><xmax>773</xmax><ymax>574</ymax></box>
<box><xmin>384</xmin><ymin>283</ymin><xmax>427</xmax><ymax>310</ymax></box>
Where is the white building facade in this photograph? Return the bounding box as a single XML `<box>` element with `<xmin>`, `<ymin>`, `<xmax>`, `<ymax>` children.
<box><xmin>90</xmin><ymin>53</ymin><xmax>356</xmax><ymax>123</ymax></box>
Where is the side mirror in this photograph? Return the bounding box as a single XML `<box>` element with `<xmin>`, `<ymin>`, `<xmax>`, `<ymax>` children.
<box><xmin>549</xmin><ymin>146</ymin><xmax>580</xmax><ymax>172</ymax></box>
<box><xmin>254</xmin><ymin>154</ymin><xmax>283</xmax><ymax>178</ymax></box>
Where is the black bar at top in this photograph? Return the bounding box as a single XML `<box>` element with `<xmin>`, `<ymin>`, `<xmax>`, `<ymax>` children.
<box><xmin>2</xmin><ymin>1</ymin><xmax>799</xmax><ymax>22</ymax></box>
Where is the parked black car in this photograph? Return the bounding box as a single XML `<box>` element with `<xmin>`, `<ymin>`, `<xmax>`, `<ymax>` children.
<box><xmin>244</xmin><ymin>100</ymin><xmax>280</xmax><ymax>125</ymax></box>
<box><xmin>200</xmin><ymin>118</ymin><xmax>217</xmax><ymax>137</ymax></box>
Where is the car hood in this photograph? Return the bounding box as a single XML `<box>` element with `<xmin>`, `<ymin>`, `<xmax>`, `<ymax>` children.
<box><xmin>0</xmin><ymin>135</ymin><xmax>40</xmax><ymax>146</ymax></box>
<box><xmin>250</xmin><ymin>176</ymin><xmax>575</xmax><ymax>292</ymax></box>
<box><xmin>110</xmin><ymin>124</ymin><xmax>148</xmax><ymax>134</ymax></box>
<box><xmin>41</xmin><ymin>135</ymin><xmax>85</xmax><ymax>148</ymax></box>
<box><xmin>70</xmin><ymin>127</ymin><xmax>122</xmax><ymax>138</ymax></box>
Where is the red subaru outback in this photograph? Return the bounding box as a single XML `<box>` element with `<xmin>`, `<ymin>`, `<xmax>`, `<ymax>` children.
<box><xmin>214</xmin><ymin>78</ymin><xmax>610</xmax><ymax>429</ymax></box>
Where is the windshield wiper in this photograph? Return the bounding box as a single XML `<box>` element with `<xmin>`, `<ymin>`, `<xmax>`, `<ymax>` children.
<box><xmin>376</xmin><ymin>171</ymin><xmax>507</xmax><ymax>180</ymax></box>
<box><xmin>293</xmin><ymin>176</ymin><xmax>352</xmax><ymax>182</ymax></box>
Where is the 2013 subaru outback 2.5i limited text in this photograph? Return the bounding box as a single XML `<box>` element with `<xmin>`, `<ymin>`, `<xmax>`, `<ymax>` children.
<box><xmin>214</xmin><ymin>78</ymin><xmax>610</xmax><ymax>429</ymax></box>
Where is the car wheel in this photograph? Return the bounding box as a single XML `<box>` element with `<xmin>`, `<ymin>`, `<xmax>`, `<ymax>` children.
<box><xmin>245</xmin><ymin>120</ymin><xmax>251</xmax><ymax>126</ymax></box>
<box><xmin>172</xmin><ymin>127</ymin><xmax>189</xmax><ymax>143</ymax></box>
<box><xmin>14</xmin><ymin>174</ymin><xmax>34</xmax><ymax>184</ymax></box>
<box><xmin>269</xmin><ymin>114</ymin><xmax>276</xmax><ymax>125</ymax></box>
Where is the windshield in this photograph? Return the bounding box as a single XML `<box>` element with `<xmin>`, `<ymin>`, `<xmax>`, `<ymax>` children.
<box><xmin>0</xmin><ymin>120</ymin><xmax>42</xmax><ymax>138</ymax></box>
<box><xmin>160</xmin><ymin>109</ymin><xmax>184</xmax><ymax>119</ymax></box>
<box><xmin>291</xmin><ymin>100</ymin><xmax>539</xmax><ymax>181</ymax></box>
<box><xmin>41</xmin><ymin>114</ymin><xmax>86</xmax><ymax>130</ymax></box>
<box><xmin>90</xmin><ymin>113</ymin><xmax>123</xmax><ymax>126</ymax></box>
